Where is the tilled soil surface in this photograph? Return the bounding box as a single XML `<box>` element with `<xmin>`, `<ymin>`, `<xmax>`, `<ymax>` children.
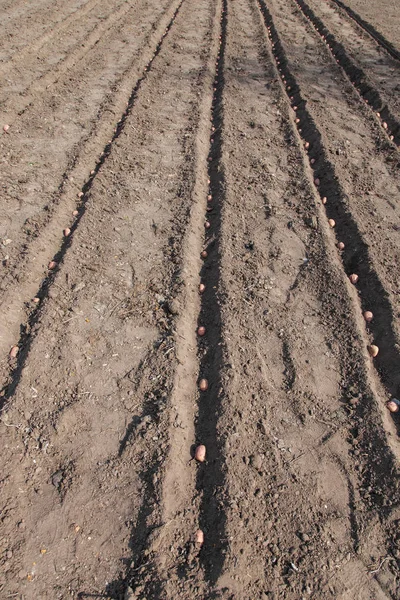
<box><xmin>334</xmin><ymin>0</ymin><xmax>400</xmax><ymax>56</ymax></box>
<box><xmin>0</xmin><ymin>0</ymin><xmax>400</xmax><ymax>599</ymax></box>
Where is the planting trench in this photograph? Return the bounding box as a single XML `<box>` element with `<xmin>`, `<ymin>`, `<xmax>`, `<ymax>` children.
<box><xmin>0</xmin><ymin>0</ymin><xmax>400</xmax><ymax>598</ymax></box>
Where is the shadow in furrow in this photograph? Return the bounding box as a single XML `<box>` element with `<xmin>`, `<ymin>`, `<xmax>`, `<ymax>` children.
<box><xmin>195</xmin><ymin>0</ymin><xmax>228</xmax><ymax>585</ymax></box>
<box><xmin>337</xmin><ymin>457</ymin><xmax>361</xmax><ymax>552</ymax></box>
<box><xmin>282</xmin><ymin>339</ymin><xmax>296</xmax><ymax>391</ymax></box>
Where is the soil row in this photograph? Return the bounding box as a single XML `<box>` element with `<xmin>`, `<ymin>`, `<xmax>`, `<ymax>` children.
<box><xmin>263</xmin><ymin>0</ymin><xmax>400</xmax><ymax>431</ymax></box>
<box><xmin>202</xmin><ymin>0</ymin><xmax>399</xmax><ymax>596</ymax></box>
<box><xmin>330</xmin><ymin>0</ymin><xmax>400</xmax><ymax>61</ymax></box>
<box><xmin>0</xmin><ymin>0</ymin><xmax>97</xmax><ymax>64</ymax></box>
<box><xmin>0</xmin><ymin>0</ymin><xmax>182</xmax><ymax>363</ymax></box>
<box><xmin>0</xmin><ymin>0</ymin><xmax>399</xmax><ymax>598</ymax></box>
<box><xmin>294</xmin><ymin>0</ymin><xmax>400</xmax><ymax>145</ymax></box>
<box><xmin>0</xmin><ymin>0</ymin><xmax>222</xmax><ymax>597</ymax></box>
<box><xmin>0</xmin><ymin>0</ymin><xmax>132</xmax><ymax>120</ymax></box>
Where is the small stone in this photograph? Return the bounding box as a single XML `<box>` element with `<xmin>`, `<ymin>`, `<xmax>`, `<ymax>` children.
<box><xmin>73</xmin><ymin>281</ymin><xmax>86</xmax><ymax>292</ymax></box>
<box><xmin>124</xmin><ymin>587</ymin><xmax>135</xmax><ymax>600</ymax></box>
<box><xmin>51</xmin><ymin>470</ymin><xmax>63</xmax><ymax>488</ymax></box>
<box><xmin>305</xmin><ymin>216</ymin><xmax>318</xmax><ymax>230</ymax></box>
<box><xmin>166</xmin><ymin>299</ymin><xmax>179</xmax><ymax>315</ymax></box>
<box><xmin>250</xmin><ymin>454</ymin><xmax>263</xmax><ymax>470</ymax></box>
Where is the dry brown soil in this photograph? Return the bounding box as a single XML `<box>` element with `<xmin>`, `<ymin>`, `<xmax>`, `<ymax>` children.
<box><xmin>0</xmin><ymin>0</ymin><xmax>400</xmax><ymax>598</ymax></box>
<box><xmin>337</xmin><ymin>0</ymin><xmax>400</xmax><ymax>54</ymax></box>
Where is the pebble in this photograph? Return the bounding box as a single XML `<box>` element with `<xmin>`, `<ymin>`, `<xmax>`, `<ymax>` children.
<box><xmin>73</xmin><ymin>281</ymin><xmax>86</xmax><ymax>293</ymax></box>
<box><xmin>51</xmin><ymin>470</ymin><xmax>63</xmax><ymax>488</ymax></box>
<box><xmin>166</xmin><ymin>299</ymin><xmax>179</xmax><ymax>315</ymax></box>
<box><xmin>124</xmin><ymin>587</ymin><xmax>136</xmax><ymax>600</ymax></box>
<box><xmin>250</xmin><ymin>454</ymin><xmax>263</xmax><ymax>470</ymax></box>
<box><xmin>305</xmin><ymin>216</ymin><xmax>318</xmax><ymax>230</ymax></box>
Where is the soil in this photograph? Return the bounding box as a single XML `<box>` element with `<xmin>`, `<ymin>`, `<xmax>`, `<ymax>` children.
<box><xmin>335</xmin><ymin>0</ymin><xmax>400</xmax><ymax>54</ymax></box>
<box><xmin>0</xmin><ymin>0</ymin><xmax>400</xmax><ymax>598</ymax></box>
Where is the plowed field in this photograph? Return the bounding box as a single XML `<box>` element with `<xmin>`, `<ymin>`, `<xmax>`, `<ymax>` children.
<box><xmin>1</xmin><ymin>0</ymin><xmax>399</xmax><ymax>598</ymax></box>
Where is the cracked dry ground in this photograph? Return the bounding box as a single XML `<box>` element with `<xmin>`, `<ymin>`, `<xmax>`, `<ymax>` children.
<box><xmin>0</xmin><ymin>0</ymin><xmax>400</xmax><ymax>598</ymax></box>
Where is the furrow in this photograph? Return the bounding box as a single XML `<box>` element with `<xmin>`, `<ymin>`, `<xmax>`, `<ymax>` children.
<box><xmin>0</xmin><ymin>0</ymin><xmax>132</xmax><ymax>121</ymax></box>
<box><xmin>0</xmin><ymin>0</ymin><xmax>101</xmax><ymax>69</ymax></box>
<box><xmin>293</xmin><ymin>0</ymin><xmax>400</xmax><ymax>145</ymax></box>
<box><xmin>201</xmin><ymin>0</ymin><xmax>400</xmax><ymax>597</ymax></box>
<box><xmin>257</xmin><ymin>0</ymin><xmax>400</xmax><ymax>432</ymax></box>
<box><xmin>0</xmin><ymin>0</ymin><xmax>185</xmax><ymax>403</ymax></box>
<box><xmin>195</xmin><ymin>0</ymin><xmax>229</xmax><ymax>585</ymax></box>
<box><xmin>0</xmin><ymin>0</ymin><xmax>182</xmax><ymax>366</ymax></box>
<box><xmin>330</xmin><ymin>0</ymin><xmax>400</xmax><ymax>62</ymax></box>
<box><xmin>0</xmin><ymin>0</ymin><xmax>222</xmax><ymax>596</ymax></box>
<box><xmin>124</xmin><ymin>0</ymin><xmax>229</xmax><ymax>597</ymax></box>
